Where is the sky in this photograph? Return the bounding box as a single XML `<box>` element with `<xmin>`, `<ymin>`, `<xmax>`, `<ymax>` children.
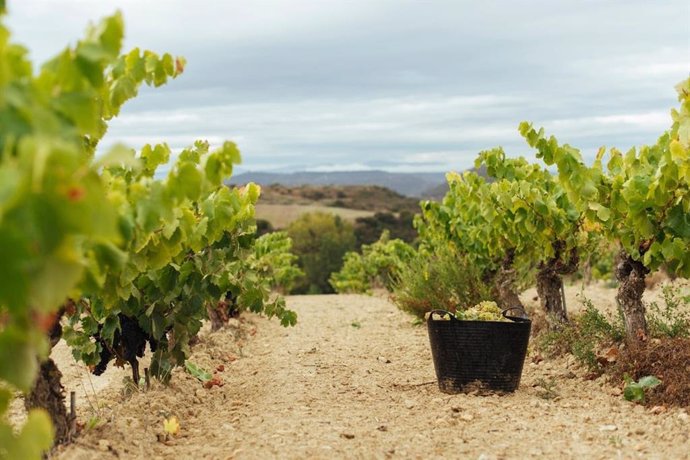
<box><xmin>5</xmin><ymin>0</ymin><xmax>690</xmax><ymax>174</ymax></box>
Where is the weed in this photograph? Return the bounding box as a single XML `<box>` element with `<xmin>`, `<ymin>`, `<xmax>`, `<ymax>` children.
<box><xmin>535</xmin><ymin>297</ymin><xmax>623</xmax><ymax>370</ymax></box>
<box><xmin>647</xmin><ymin>284</ymin><xmax>690</xmax><ymax>338</ymax></box>
<box><xmin>534</xmin><ymin>377</ymin><xmax>559</xmax><ymax>400</ymax></box>
<box><xmin>350</xmin><ymin>321</ymin><xmax>361</xmax><ymax>329</ymax></box>
<box><xmin>608</xmin><ymin>436</ymin><xmax>623</xmax><ymax>448</ymax></box>
<box><xmin>84</xmin><ymin>415</ymin><xmax>105</xmax><ymax>432</ymax></box>
<box><xmin>623</xmin><ymin>375</ymin><xmax>662</xmax><ymax>403</ymax></box>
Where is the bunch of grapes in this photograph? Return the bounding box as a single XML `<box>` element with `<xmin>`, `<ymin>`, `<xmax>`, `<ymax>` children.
<box><xmin>458</xmin><ymin>301</ymin><xmax>506</xmax><ymax>321</ymax></box>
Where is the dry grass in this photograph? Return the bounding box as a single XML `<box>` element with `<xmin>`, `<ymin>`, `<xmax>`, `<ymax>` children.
<box><xmin>255</xmin><ymin>204</ymin><xmax>374</xmax><ymax>229</ymax></box>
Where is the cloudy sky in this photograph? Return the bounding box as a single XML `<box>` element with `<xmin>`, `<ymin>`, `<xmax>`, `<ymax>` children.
<box><xmin>5</xmin><ymin>1</ymin><xmax>690</xmax><ymax>173</ymax></box>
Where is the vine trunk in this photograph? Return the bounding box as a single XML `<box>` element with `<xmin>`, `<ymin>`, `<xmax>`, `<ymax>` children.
<box><xmin>615</xmin><ymin>253</ymin><xmax>649</xmax><ymax>341</ymax></box>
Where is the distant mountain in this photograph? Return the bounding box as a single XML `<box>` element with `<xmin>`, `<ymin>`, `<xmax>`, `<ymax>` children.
<box><xmin>229</xmin><ymin>170</ymin><xmax>445</xmax><ymax>197</ymax></box>
<box><xmin>419</xmin><ymin>165</ymin><xmax>489</xmax><ymax>200</ymax></box>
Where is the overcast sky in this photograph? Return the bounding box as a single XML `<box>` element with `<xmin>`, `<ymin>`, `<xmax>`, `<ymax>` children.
<box><xmin>5</xmin><ymin>1</ymin><xmax>690</xmax><ymax>173</ymax></box>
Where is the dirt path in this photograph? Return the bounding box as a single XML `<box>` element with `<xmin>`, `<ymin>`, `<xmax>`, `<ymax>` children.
<box><xmin>56</xmin><ymin>293</ymin><xmax>689</xmax><ymax>459</ymax></box>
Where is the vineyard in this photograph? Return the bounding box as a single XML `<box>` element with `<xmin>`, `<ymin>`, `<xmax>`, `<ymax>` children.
<box><xmin>1</xmin><ymin>4</ymin><xmax>690</xmax><ymax>460</ymax></box>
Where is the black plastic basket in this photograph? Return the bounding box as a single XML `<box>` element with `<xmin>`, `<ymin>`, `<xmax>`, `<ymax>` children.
<box><xmin>426</xmin><ymin>308</ymin><xmax>531</xmax><ymax>394</ymax></box>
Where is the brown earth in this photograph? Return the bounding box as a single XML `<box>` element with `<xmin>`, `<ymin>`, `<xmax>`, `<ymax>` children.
<box><xmin>44</xmin><ymin>287</ymin><xmax>690</xmax><ymax>459</ymax></box>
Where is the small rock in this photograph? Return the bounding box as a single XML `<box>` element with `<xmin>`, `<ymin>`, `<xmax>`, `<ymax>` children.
<box><xmin>599</xmin><ymin>425</ymin><xmax>618</xmax><ymax>432</ymax></box>
<box><xmin>377</xmin><ymin>425</ymin><xmax>388</xmax><ymax>432</ymax></box>
<box><xmin>341</xmin><ymin>433</ymin><xmax>355</xmax><ymax>439</ymax></box>
<box><xmin>634</xmin><ymin>428</ymin><xmax>645</xmax><ymax>435</ymax></box>
<box><xmin>377</xmin><ymin>356</ymin><xmax>391</xmax><ymax>364</ymax></box>
<box><xmin>404</xmin><ymin>400</ymin><xmax>415</xmax><ymax>409</ymax></box>
<box><xmin>434</xmin><ymin>417</ymin><xmax>448</xmax><ymax>426</ymax></box>
<box><xmin>97</xmin><ymin>439</ymin><xmax>110</xmax><ymax>452</ymax></box>
<box><xmin>460</xmin><ymin>413</ymin><xmax>474</xmax><ymax>422</ymax></box>
<box><xmin>677</xmin><ymin>411</ymin><xmax>689</xmax><ymax>421</ymax></box>
<box><xmin>562</xmin><ymin>371</ymin><xmax>576</xmax><ymax>379</ymax></box>
<box><xmin>611</xmin><ymin>387</ymin><xmax>622</xmax><ymax>397</ymax></box>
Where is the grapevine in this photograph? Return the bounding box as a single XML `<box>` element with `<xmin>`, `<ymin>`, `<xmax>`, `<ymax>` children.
<box><xmin>520</xmin><ymin>77</ymin><xmax>690</xmax><ymax>339</ymax></box>
<box><xmin>0</xmin><ymin>8</ymin><xmax>296</xmax><ymax>457</ymax></box>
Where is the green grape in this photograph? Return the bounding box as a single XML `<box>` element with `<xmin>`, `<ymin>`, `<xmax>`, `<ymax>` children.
<box><xmin>458</xmin><ymin>301</ymin><xmax>505</xmax><ymax>322</ymax></box>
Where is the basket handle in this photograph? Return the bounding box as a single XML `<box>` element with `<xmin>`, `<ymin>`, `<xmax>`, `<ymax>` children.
<box><xmin>427</xmin><ymin>309</ymin><xmax>457</xmax><ymax>321</ymax></box>
<box><xmin>502</xmin><ymin>306</ymin><xmax>530</xmax><ymax>323</ymax></box>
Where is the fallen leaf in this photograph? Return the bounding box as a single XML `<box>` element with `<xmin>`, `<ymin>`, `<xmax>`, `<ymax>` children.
<box><xmin>163</xmin><ymin>416</ymin><xmax>180</xmax><ymax>436</ymax></box>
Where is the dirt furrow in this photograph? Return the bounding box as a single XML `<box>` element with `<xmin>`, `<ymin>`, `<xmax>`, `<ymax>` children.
<box><xmin>56</xmin><ymin>293</ymin><xmax>689</xmax><ymax>459</ymax></box>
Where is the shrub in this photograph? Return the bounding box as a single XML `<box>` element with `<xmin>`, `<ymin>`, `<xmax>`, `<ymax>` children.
<box><xmin>287</xmin><ymin>212</ymin><xmax>356</xmax><ymax>294</ymax></box>
<box><xmin>647</xmin><ymin>283</ymin><xmax>690</xmax><ymax>338</ymax></box>
<box><xmin>536</xmin><ymin>299</ymin><xmax>624</xmax><ymax>370</ymax></box>
<box><xmin>353</xmin><ymin>211</ymin><xmax>417</xmax><ymax>248</ymax></box>
<box><xmin>391</xmin><ymin>245</ymin><xmax>493</xmax><ymax>319</ymax></box>
<box><xmin>248</xmin><ymin>232</ymin><xmax>304</xmax><ymax>293</ymax></box>
<box><xmin>330</xmin><ymin>231</ymin><xmax>416</xmax><ymax>294</ymax></box>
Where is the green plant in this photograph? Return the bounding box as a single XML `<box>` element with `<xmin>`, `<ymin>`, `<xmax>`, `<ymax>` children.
<box><xmin>534</xmin><ymin>377</ymin><xmax>560</xmax><ymax>400</ymax></box>
<box><xmin>330</xmin><ymin>231</ymin><xmax>416</xmax><ymax>294</ymax></box>
<box><xmin>287</xmin><ymin>212</ymin><xmax>356</xmax><ymax>294</ymax></box>
<box><xmin>353</xmin><ymin>211</ymin><xmax>417</xmax><ymax>248</ymax></box>
<box><xmin>248</xmin><ymin>231</ymin><xmax>304</xmax><ymax>293</ymax></box>
<box><xmin>185</xmin><ymin>362</ymin><xmax>212</xmax><ymax>383</ymax></box>
<box><xmin>1</xmin><ymin>7</ymin><xmax>297</xmax><ymax>455</ymax></box>
<box><xmin>647</xmin><ymin>284</ymin><xmax>690</xmax><ymax>338</ymax></box>
<box><xmin>522</xmin><ymin>78</ymin><xmax>690</xmax><ymax>340</ymax></box>
<box><xmin>536</xmin><ymin>299</ymin><xmax>624</xmax><ymax>370</ymax></box>
<box><xmin>623</xmin><ymin>375</ymin><xmax>662</xmax><ymax>403</ymax></box>
<box><xmin>417</xmin><ymin>172</ymin><xmax>534</xmax><ymax>313</ymax></box>
<box><xmin>391</xmin><ymin>245</ymin><xmax>493</xmax><ymax>319</ymax></box>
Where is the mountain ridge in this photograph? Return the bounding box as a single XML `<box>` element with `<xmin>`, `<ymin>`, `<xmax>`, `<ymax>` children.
<box><xmin>228</xmin><ymin>170</ymin><xmax>446</xmax><ymax>197</ymax></box>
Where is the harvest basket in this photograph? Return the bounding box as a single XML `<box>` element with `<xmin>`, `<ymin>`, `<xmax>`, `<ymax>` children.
<box><xmin>426</xmin><ymin>308</ymin><xmax>531</xmax><ymax>394</ymax></box>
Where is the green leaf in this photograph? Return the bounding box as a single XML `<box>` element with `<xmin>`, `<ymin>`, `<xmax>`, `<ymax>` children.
<box><xmin>0</xmin><ymin>409</ymin><xmax>54</xmax><ymax>460</ymax></box>
<box><xmin>0</xmin><ymin>327</ymin><xmax>41</xmax><ymax>391</ymax></box>
<box><xmin>623</xmin><ymin>383</ymin><xmax>644</xmax><ymax>402</ymax></box>
<box><xmin>637</xmin><ymin>375</ymin><xmax>662</xmax><ymax>389</ymax></box>
<box><xmin>184</xmin><ymin>361</ymin><xmax>211</xmax><ymax>383</ymax></box>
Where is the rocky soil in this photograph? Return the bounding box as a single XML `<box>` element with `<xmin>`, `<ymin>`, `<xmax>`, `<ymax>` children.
<box><xmin>36</xmin><ymin>286</ymin><xmax>690</xmax><ymax>459</ymax></box>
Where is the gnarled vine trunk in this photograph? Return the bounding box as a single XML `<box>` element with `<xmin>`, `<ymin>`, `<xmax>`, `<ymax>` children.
<box><xmin>492</xmin><ymin>250</ymin><xmax>526</xmax><ymax>316</ymax></box>
<box><xmin>25</xmin><ymin>358</ymin><xmax>74</xmax><ymax>446</ymax></box>
<box><xmin>536</xmin><ymin>246</ymin><xmax>578</xmax><ymax>329</ymax></box>
<box><xmin>26</xmin><ymin>304</ymin><xmax>74</xmax><ymax>447</ymax></box>
<box><xmin>615</xmin><ymin>253</ymin><xmax>649</xmax><ymax>341</ymax></box>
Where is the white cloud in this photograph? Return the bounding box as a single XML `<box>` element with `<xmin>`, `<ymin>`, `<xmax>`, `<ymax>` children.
<box><xmin>7</xmin><ymin>0</ymin><xmax>689</xmax><ymax>173</ymax></box>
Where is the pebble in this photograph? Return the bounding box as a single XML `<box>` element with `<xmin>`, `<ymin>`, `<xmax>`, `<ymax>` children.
<box><xmin>377</xmin><ymin>356</ymin><xmax>391</xmax><ymax>364</ymax></box>
<box><xmin>460</xmin><ymin>413</ymin><xmax>474</xmax><ymax>422</ymax></box>
<box><xmin>599</xmin><ymin>425</ymin><xmax>618</xmax><ymax>432</ymax></box>
<box><xmin>97</xmin><ymin>439</ymin><xmax>111</xmax><ymax>451</ymax></box>
<box><xmin>404</xmin><ymin>400</ymin><xmax>415</xmax><ymax>409</ymax></box>
<box><xmin>677</xmin><ymin>412</ymin><xmax>689</xmax><ymax>421</ymax></box>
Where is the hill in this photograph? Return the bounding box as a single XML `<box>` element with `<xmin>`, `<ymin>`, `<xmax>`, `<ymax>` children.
<box><xmin>258</xmin><ymin>184</ymin><xmax>420</xmax><ymax>214</ymax></box>
<box><xmin>229</xmin><ymin>170</ymin><xmax>444</xmax><ymax>197</ymax></box>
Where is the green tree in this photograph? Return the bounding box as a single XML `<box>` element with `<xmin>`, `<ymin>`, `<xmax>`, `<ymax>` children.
<box><xmin>287</xmin><ymin>212</ymin><xmax>356</xmax><ymax>294</ymax></box>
